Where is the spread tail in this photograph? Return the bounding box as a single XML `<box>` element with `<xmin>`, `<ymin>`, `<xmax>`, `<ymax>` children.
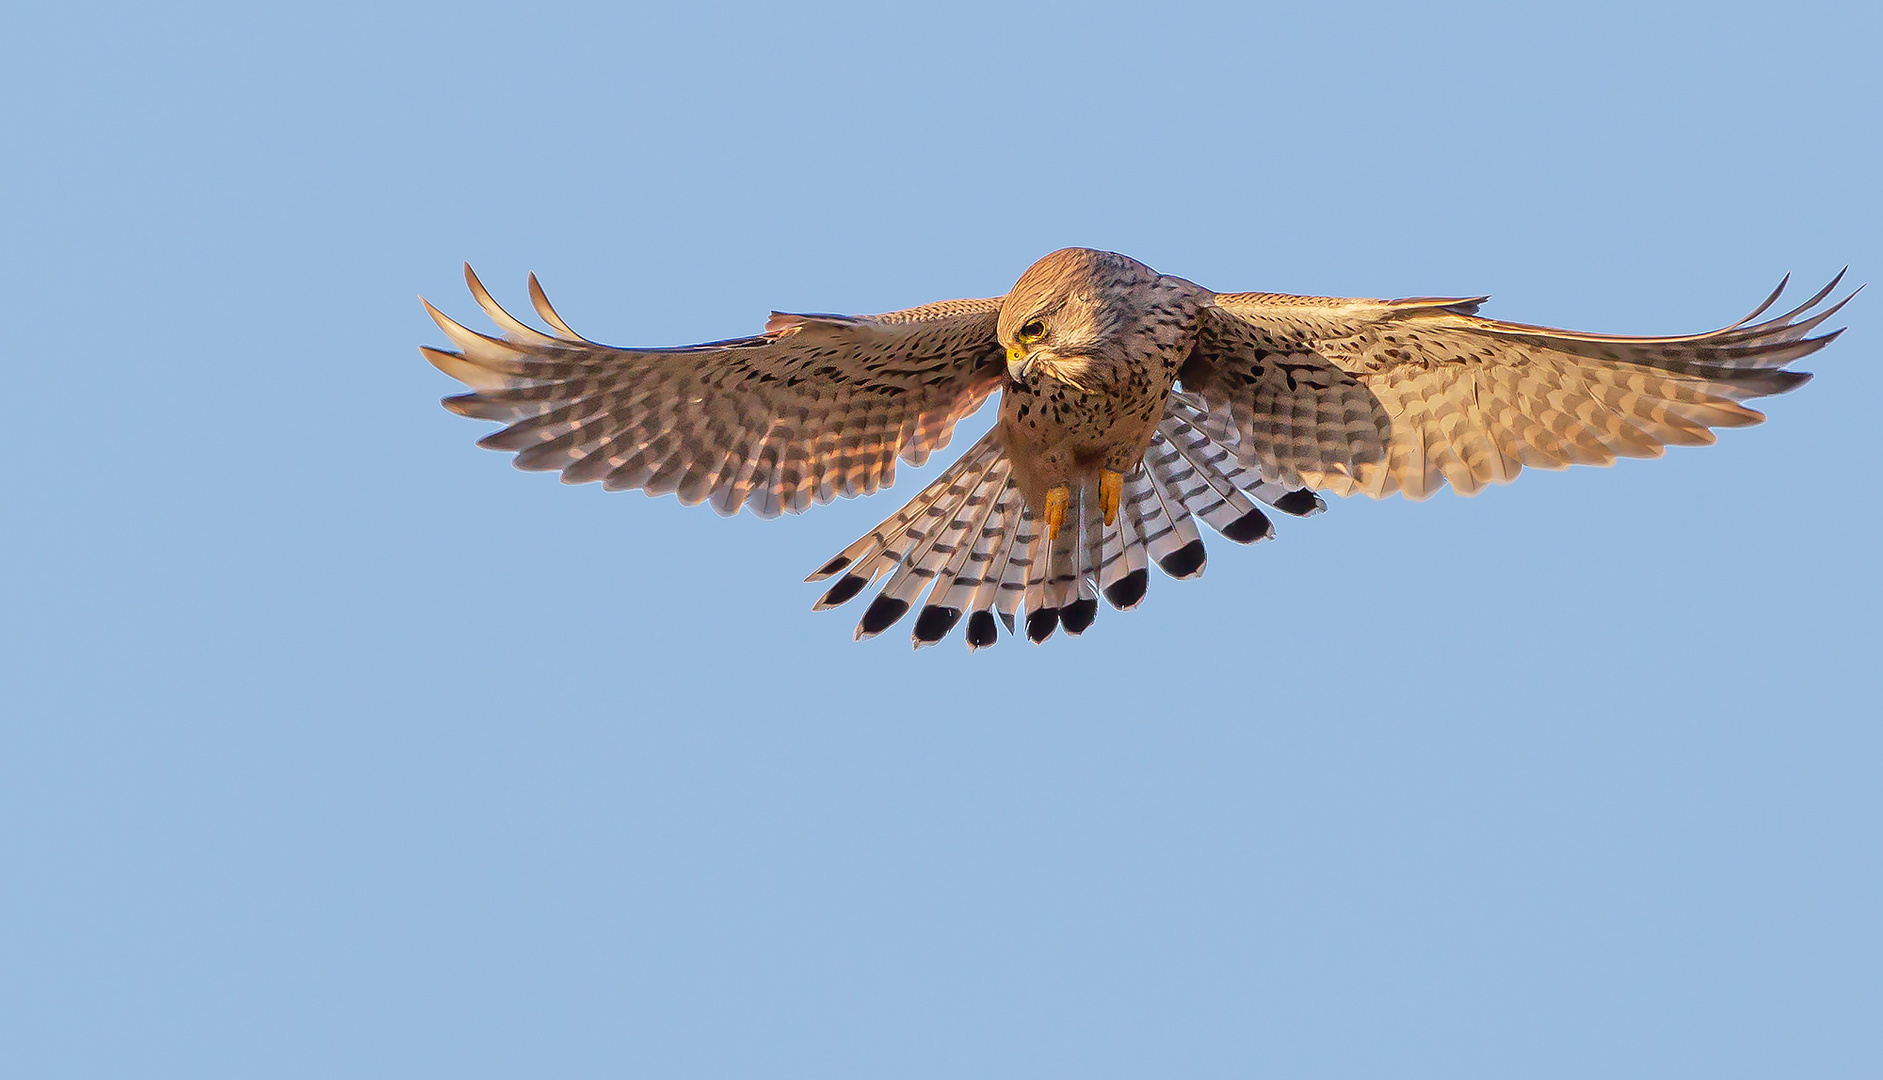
<box><xmin>805</xmin><ymin>394</ymin><xmax>1326</xmax><ymax>648</ymax></box>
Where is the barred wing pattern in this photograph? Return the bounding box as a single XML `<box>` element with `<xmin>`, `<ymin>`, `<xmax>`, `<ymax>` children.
<box><xmin>1180</xmin><ymin>275</ymin><xmax>1852</xmax><ymax>499</ymax></box>
<box><xmin>422</xmin><ymin>266</ymin><xmax>1007</xmax><ymax>517</ymax></box>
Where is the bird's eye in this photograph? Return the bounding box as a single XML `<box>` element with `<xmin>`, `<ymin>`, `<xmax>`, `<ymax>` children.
<box><xmin>1016</xmin><ymin>319</ymin><xmax>1047</xmax><ymax>343</ymax></box>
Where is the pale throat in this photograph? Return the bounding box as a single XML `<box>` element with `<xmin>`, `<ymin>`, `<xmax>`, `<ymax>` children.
<box><xmin>1035</xmin><ymin>351</ymin><xmax>1107</xmax><ymax>393</ymax></box>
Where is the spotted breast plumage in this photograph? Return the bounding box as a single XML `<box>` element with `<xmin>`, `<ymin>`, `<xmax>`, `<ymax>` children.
<box><xmin>420</xmin><ymin>248</ymin><xmax>1851</xmax><ymax>649</ymax></box>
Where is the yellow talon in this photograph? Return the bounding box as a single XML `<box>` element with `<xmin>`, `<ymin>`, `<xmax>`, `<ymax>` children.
<box><xmin>1100</xmin><ymin>469</ymin><xmax>1123</xmax><ymax>526</ymax></box>
<box><xmin>1044</xmin><ymin>485</ymin><xmax>1070</xmax><ymax>540</ymax></box>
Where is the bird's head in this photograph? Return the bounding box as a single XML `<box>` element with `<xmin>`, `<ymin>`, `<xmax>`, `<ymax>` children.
<box><xmin>998</xmin><ymin>248</ymin><xmax>1159</xmax><ymax>390</ymax></box>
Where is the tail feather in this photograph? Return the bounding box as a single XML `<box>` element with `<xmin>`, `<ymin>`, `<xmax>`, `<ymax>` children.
<box><xmin>908</xmin><ymin>459</ymin><xmax>1013</xmax><ymax>648</ymax></box>
<box><xmin>1021</xmin><ymin>524</ymin><xmax>1058</xmax><ymax>644</ymax></box>
<box><xmin>1124</xmin><ymin>468</ymin><xmax>1186</xmax><ymax>580</ymax></box>
<box><xmin>993</xmin><ymin>508</ymin><xmax>1038</xmax><ymax>635</ymax></box>
<box><xmin>991</xmin><ymin>505</ymin><xmax>1036</xmax><ymax>637</ymax></box>
<box><xmin>946</xmin><ymin>482</ymin><xmax>1023</xmax><ymax>651</ymax></box>
<box><xmin>1036</xmin><ymin>511</ymin><xmax>1082</xmax><ymax>640</ymax></box>
<box><xmin>810</xmin><ymin>433</ymin><xmax>1003</xmax><ymax>612</ymax></box>
<box><xmin>854</xmin><ymin>446</ymin><xmax>1006</xmax><ymax>641</ymax></box>
<box><xmin>1049</xmin><ymin>516</ymin><xmax>1080</xmax><ymax>610</ymax></box>
<box><xmin>806</xmin><ymin>433</ymin><xmax>1001</xmax><ymax>585</ymax></box>
<box><xmin>1101</xmin><ymin>486</ymin><xmax>1150</xmax><ymax>611</ymax></box>
<box><xmin>811</xmin><ymin>398</ymin><xmax>1333</xmax><ymax>647</ymax></box>
<box><xmin>1142</xmin><ymin>451</ymin><xmax>1208</xmax><ymax>579</ymax></box>
<box><xmin>1150</xmin><ymin>422</ymin><xmax>1272</xmax><ymax>543</ymax></box>
<box><xmin>1061</xmin><ymin>495</ymin><xmax>1102</xmax><ymax>635</ymax></box>
<box><xmin>935</xmin><ymin>481</ymin><xmax>1019</xmax><ymax>612</ymax></box>
<box><xmin>1167</xmin><ymin>395</ymin><xmax>1328</xmax><ymax>516</ymax></box>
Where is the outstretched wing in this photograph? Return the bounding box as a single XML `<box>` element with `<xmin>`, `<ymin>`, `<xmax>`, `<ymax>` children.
<box><xmin>422</xmin><ymin>266</ymin><xmax>1007</xmax><ymax>517</ymax></box>
<box><xmin>1178</xmin><ymin>274</ymin><xmax>1853</xmax><ymax>499</ymax></box>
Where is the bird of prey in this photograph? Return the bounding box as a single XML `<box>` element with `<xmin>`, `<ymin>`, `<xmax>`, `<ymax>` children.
<box><xmin>420</xmin><ymin>248</ymin><xmax>1850</xmax><ymax>649</ymax></box>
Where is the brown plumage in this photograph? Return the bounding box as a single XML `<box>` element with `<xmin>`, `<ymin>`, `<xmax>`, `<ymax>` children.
<box><xmin>995</xmin><ymin>248</ymin><xmax>1206</xmax><ymax>512</ymax></box>
<box><xmin>421</xmin><ymin>249</ymin><xmax>1850</xmax><ymax>648</ymax></box>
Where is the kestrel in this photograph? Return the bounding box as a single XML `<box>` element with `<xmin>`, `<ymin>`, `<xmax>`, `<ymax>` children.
<box><xmin>421</xmin><ymin>248</ymin><xmax>1850</xmax><ymax>649</ymax></box>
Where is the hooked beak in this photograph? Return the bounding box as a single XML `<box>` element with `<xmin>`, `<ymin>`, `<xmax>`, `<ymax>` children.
<box><xmin>1006</xmin><ymin>344</ymin><xmax>1033</xmax><ymax>381</ymax></box>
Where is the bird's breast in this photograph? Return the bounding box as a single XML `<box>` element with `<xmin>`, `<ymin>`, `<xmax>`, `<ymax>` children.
<box><xmin>997</xmin><ymin>354</ymin><xmax>1176</xmax><ymax>488</ymax></box>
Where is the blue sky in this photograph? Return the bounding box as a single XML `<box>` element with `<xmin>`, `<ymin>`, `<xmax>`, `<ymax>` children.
<box><xmin>3</xmin><ymin>1</ymin><xmax>1878</xmax><ymax>1077</ymax></box>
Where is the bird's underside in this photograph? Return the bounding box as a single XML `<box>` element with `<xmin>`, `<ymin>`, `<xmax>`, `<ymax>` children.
<box><xmin>421</xmin><ymin>248</ymin><xmax>1852</xmax><ymax>650</ymax></box>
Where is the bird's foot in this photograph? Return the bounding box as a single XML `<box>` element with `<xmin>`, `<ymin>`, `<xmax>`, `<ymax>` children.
<box><xmin>1099</xmin><ymin>469</ymin><xmax>1123</xmax><ymax>526</ymax></box>
<box><xmin>1044</xmin><ymin>485</ymin><xmax>1070</xmax><ymax>540</ymax></box>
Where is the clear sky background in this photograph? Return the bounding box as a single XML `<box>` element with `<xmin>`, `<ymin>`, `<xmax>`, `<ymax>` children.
<box><xmin>3</xmin><ymin>1</ymin><xmax>1878</xmax><ymax>1077</ymax></box>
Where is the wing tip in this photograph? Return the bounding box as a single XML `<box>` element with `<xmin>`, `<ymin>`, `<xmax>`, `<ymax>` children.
<box><xmin>527</xmin><ymin>272</ymin><xmax>585</xmax><ymax>340</ymax></box>
<box><xmin>419</xmin><ymin>344</ymin><xmax>507</xmax><ymax>391</ymax></box>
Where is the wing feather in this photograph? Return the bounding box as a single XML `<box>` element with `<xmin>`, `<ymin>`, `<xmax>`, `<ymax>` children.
<box><xmin>423</xmin><ymin>266</ymin><xmax>1007</xmax><ymax>517</ymax></box>
<box><xmin>1183</xmin><ymin>276</ymin><xmax>1848</xmax><ymax>499</ymax></box>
